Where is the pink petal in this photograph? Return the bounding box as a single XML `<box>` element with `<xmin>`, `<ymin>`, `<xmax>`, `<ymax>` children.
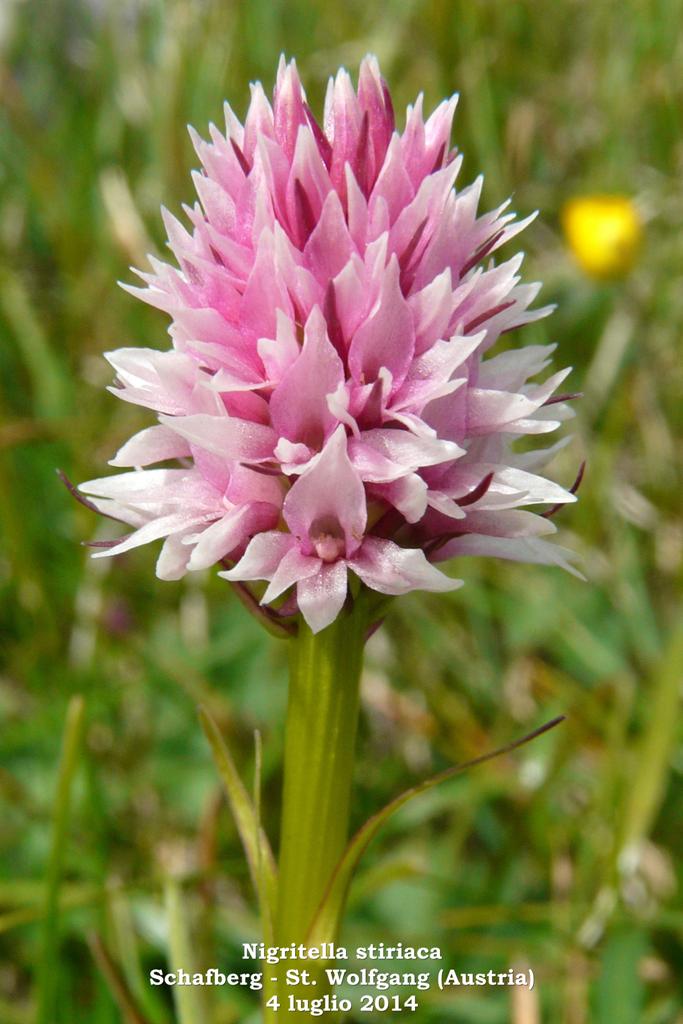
<box><xmin>330</xmin><ymin>257</ymin><xmax>367</xmax><ymax>344</ymax></box>
<box><xmin>438</xmin><ymin>535</ymin><xmax>584</xmax><ymax>578</ymax></box>
<box><xmin>409</xmin><ymin>269</ymin><xmax>454</xmax><ymax>355</ymax></box>
<box><xmin>297</xmin><ymin>561</ymin><xmax>348</xmax><ymax>633</ymax></box>
<box><xmin>187</xmin><ymin>502</ymin><xmax>278</xmax><ymax>570</ymax></box>
<box><xmin>243</xmin><ymin>81</ymin><xmax>275</xmax><ymax>160</ymax></box>
<box><xmin>388</xmin><ymin>161</ymin><xmax>461</xmax><ymax>272</ymax></box>
<box><xmin>466</xmin><ymin>369</ymin><xmax>571</xmax><ymax>435</ymax></box>
<box><xmin>172</xmin><ymin>308</ymin><xmax>256</xmax><ymax>364</ymax></box>
<box><xmin>239</xmin><ymin>230</ymin><xmax>292</xmax><ymax>340</ymax></box>
<box><xmin>226</xmin><ymin>463</ymin><xmax>283</xmax><ymax>506</ymax></box>
<box><xmin>191</xmin><ymin>171</ymin><xmax>236</xmax><ymax>236</ymax></box>
<box><xmin>357</xmin><ymin>55</ymin><xmax>394</xmax><ymax>173</ymax></box>
<box><xmin>348</xmin><ymin>256</ymin><xmax>415</xmax><ymax>387</ymax></box>
<box><xmin>157</xmin><ymin>534</ymin><xmax>193</xmax><ymax>580</ymax></box>
<box><xmin>344</xmin><ymin>165</ymin><xmax>368</xmax><ymax>250</ymax></box>
<box><xmin>257</xmin><ymin>310</ymin><xmax>301</xmax><ymax>381</ymax></box>
<box><xmin>262</xmin><ymin>546</ymin><xmax>321</xmax><ymax>604</ymax></box>
<box><xmin>105</xmin><ymin>348</ymin><xmax>198</xmax><ymax>415</ymax></box>
<box><xmin>426</xmin><ymin>490</ymin><xmax>467</xmax><ymax>519</ymax></box>
<box><xmin>369</xmin><ymin>474</ymin><xmax>428</xmax><ymax>523</ymax></box>
<box><xmin>220</xmin><ymin>530</ymin><xmax>296</xmax><ymax>582</ymax></box>
<box><xmin>285</xmin><ymin>127</ymin><xmax>332</xmax><ymax>245</ymax></box>
<box><xmin>370</xmin><ymin>134</ymin><xmax>414</xmax><ymax>225</ymax></box>
<box><xmin>349</xmin><ymin>537</ymin><xmax>462</xmax><ymax>595</ymax></box>
<box><xmin>187</xmin><ymin>124</ymin><xmax>244</xmax><ymax>196</ymax></box>
<box><xmin>400</xmin><ymin>94</ymin><xmax>426</xmax><ymax>184</ymax></box>
<box><xmin>283</xmin><ymin>426</ymin><xmax>366</xmax><ymax>555</ymax></box>
<box><xmin>269</xmin><ymin>306</ymin><xmax>344</xmax><ymax>447</ymax></box>
<box><xmin>424</xmin><ymin>95</ymin><xmax>458</xmax><ymax>167</ymax></box>
<box><xmin>158</xmin><ymin>413</ymin><xmax>276</xmax><ymax>462</ymax></box>
<box><xmin>80</xmin><ymin>468</ymin><xmax>190</xmax><ymax>502</ymax></box>
<box><xmin>109</xmin><ymin>425</ymin><xmax>192</xmax><ymax>467</ymax></box>
<box><xmin>93</xmin><ymin>512</ymin><xmax>211</xmax><ymax>559</ymax></box>
<box><xmin>273</xmin><ymin>58</ymin><xmax>308</xmax><ymax>161</ymax></box>
<box><xmin>460</xmin><ymin>508</ymin><xmax>557</xmax><ymax>539</ymax></box>
<box><xmin>476</xmin><ymin>343</ymin><xmax>556</xmax><ymax>392</ymax></box>
<box><xmin>327</xmin><ymin>68</ymin><xmax>363</xmax><ymax>193</ymax></box>
<box><xmin>349</xmin><ymin>428</ymin><xmax>463</xmax><ymax>482</ymax></box>
<box><xmin>273</xmin><ymin>437</ymin><xmax>315</xmax><ymax>473</ymax></box>
<box><xmin>303</xmin><ymin>191</ymin><xmax>356</xmax><ymax>283</ymax></box>
<box><xmin>445</xmin><ymin>464</ymin><xmax>576</xmax><ymax>510</ymax></box>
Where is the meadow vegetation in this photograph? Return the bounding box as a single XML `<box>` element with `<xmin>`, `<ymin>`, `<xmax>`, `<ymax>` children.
<box><xmin>1</xmin><ymin>1</ymin><xmax>682</xmax><ymax>1021</ymax></box>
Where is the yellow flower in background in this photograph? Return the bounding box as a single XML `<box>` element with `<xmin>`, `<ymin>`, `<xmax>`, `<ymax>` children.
<box><xmin>561</xmin><ymin>195</ymin><xmax>642</xmax><ymax>280</ymax></box>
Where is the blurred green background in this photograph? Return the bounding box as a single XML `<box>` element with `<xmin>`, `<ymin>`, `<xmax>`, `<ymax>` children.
<box><xmin>1</xmin><ymin>1</ymin><xmax>682</xmax><ymax>1021</ymax></box>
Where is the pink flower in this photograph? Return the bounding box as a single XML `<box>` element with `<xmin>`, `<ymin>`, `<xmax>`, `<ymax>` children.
<box><xmin>220</xmin><ymin>427</ymin><xmax>455</xmax><ymax>633</ymax></box>
<box><xmin>81</xmin><ymin>55</ymin><xmax>579</xmax><ymax>633</ymax></box>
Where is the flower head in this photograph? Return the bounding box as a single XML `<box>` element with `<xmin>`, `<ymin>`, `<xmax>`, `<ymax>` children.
<box><xmin>81</xmin><ymin>55</ymin><xmax>579</xmax><ymax>633</ymax></box>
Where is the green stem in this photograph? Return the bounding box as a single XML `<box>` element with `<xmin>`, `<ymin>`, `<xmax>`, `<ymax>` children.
<box><xmin>264</xmin><ymin>597</ymin><xmax>367</xmax><ymax>1021</ymax></box>
<box><xmin>276</xmin><ymin>597</ymin><xmax>367</xmax><ymax>943</ymax></box>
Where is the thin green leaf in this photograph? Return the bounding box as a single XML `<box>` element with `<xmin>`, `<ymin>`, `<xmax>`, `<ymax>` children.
<box><xmin>252</xmin><ymin>729</ymin><xmax>270</xmax><ymax>935</ymax></box>
<box><xmin>0</xmin><ymin>879</ymin><xmax>98</xmax><ymax>908</ymax></box>
<box><xmin>164</xmin><ymin>877</ymin><xmax>210</xmax><ymax>1024</ymax></box>
<box><xmin>594</xmin><ymin>928</ymin><xmax>647</xmax><ymax>1024</ymax></box>
<box><xmin>0</xmin><ymin>887</ymin><xmax>102</xmax><ymax>936</ymax></box>
<box><xmin>108</xmin><ymin>884</ymin><xmax>169</xmax><ymax>1024</ymax></box>
<box><xmin>0</xmin><ymin>268</ymin><xmax>71</xmax><ymax>419</ymax></box>
<box><xmin>198</xmin><ymin>707</ymin><xmax>277</xmax><ymax>941</ymax></box>
<box><xmin>253</xmin><ymin>730</ymin><xmax>263</xmax><ymax>834</ymax></box>
<box><xmin>88</xmin><ymin>932</ymin><xmax>153</xmax><ymax>1024</ymax></box>
<box><xmin>307</xmin><ymin>716</ymin><xmax>565</xmax><ymax>945</ymax></box>
<box><xmin>35</xmin><ymin>695</ymin><xmax>86</xmax><ymax>1024</ymax></box>
<box><xmin>617</xmin><ymin>624</ymin><xmax>683</xmax><ymax>860</ymax></box>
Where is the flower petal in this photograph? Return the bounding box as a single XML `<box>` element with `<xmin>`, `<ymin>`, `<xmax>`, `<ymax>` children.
<box><xmin>283</xmin><ymin>426</ymin><xmax>367</xmax><ymax>555</ymax></box>
<box><xmin>297</xmin><ymin>561</ymin><xmax>348</xmax><ymax>633</ymax></box>
<box><xmin>262</xmin><ymin>547</ymin><xmax>321</xmax><ymax>604</ymax></box>
<box><xmin>158</xmin><ymin>413</ymin><xmax>276</xmax><ymax>462</ymax></box>
<box><xmin>93</xmin><ymin>512</ymin><xmax>210</xmax><ymax>559</ymax></box>
<box><xmin>303</xmin><ymin>191</ymin><xmax>356</xmax><ymax>282</ymax></box>
<box><xmin>269</xmin><ymin>306</ymin><xmax>345</xmax><ymax>447</ymax></box>
<box><xmin>220</xmin><ymin>530</ymin><xmax>296</xmax><ymax>582</ymax></box>
<box><xmin>156</xmin><ymin>534</ymin><xmax>193</xmax><ymax>580</ymax></box>
<box><xmin>349</xmin><ymin>428</ymin><xmax>463</xmax><ymax>482</ymax></box>
<box><xmin>369</xmin><ymin>475</ymin><xmax>428</xmax><ymax>523</ymax></box>
<box><xmin>349</xmin><ymin>537</ymin><xmax>462</xmax><ymax>595</ymax></box>
<box><xmin>187</xmin><ymin>502</ymin><xmax>278</xmax><ymax>570</ymax></box>
<box><xmin>438</xmin><ymin>534</ymin><xmax>585</xmax><ymax>579</ymax></box>
<box><xmin>348</xmin><ymin>256</ymin><xmax>415</xmax><ymax>387</ymax></box>
<box><xmin>109</xmin><ymin>425</ymin><xmax>192</xmax><ymax>467</ymax></box>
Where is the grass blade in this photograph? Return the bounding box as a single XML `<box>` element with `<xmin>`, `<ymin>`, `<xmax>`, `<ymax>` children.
<box><xmin>35</xmin><ymin>695</ymin><xmax>86</xmax><ymax>1024</ymax></box>
<box><xmin>108</xmin><ymin>884</ymin><xmax>169</xmax><ymax>1024</ymax></box>
<box><xmin>618</xmin><ymin>624</ymin><xmax>683</xmax><ymax>863</ymax></box>
<box><xmin>0</xmin><ymin>268</ymin><xmax>71</xmax><ymax>420</ymax></box>
<box><xmin>88</xmin><ymin>932</ymin><xmax>153</xmax><ymax>1024</ymax></box>
<box><xmin>198</xmin><ymin>707</ymin><xmax>277</xmax><ymax>942</ymax></box>
<box><xmin>307</xmin><ymin>716</ymin><xmax>565</xmax><ymax>945</ymax></box>
<box><xmin>164</xmin><ymin>877</ymin><xmax>210</xmax><ymax>1024</ymax></box>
